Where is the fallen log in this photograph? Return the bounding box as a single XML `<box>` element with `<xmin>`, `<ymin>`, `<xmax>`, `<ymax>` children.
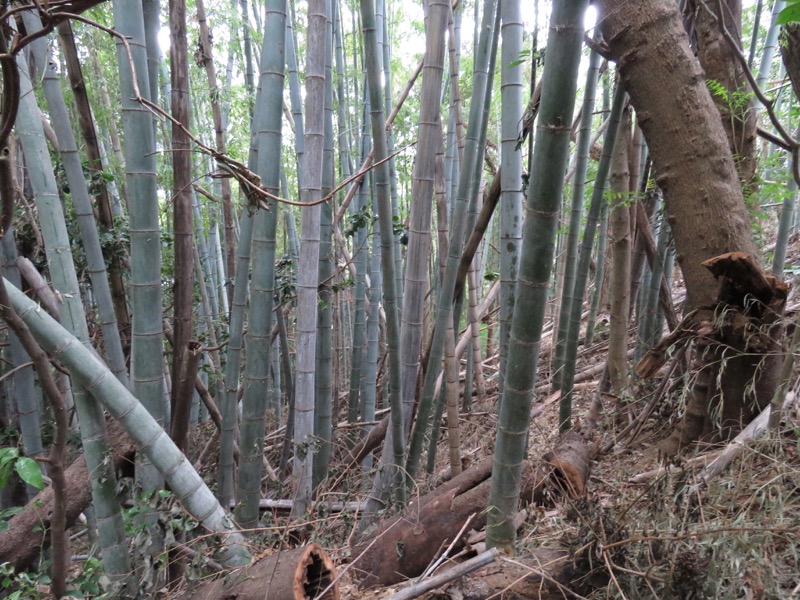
<box><xmin>0</xmin><ymin>419</ymin><xmax>135</xmax><ymax>571</ymax></box>
<box><xmin>353</xmin><ymin>433</ymin><xmax>589</xmax><ymax>588</ymax></box>
<box><xmin>183</xmin><ymin>544</ymin><xmax>339</xmax><ymax>600</ymax></box>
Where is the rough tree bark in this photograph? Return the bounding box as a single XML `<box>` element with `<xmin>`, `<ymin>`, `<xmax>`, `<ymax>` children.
<box><xmin>781</xmin><ymin>23</ymin><xmax>800</xmax><ymax>104</ymax></box>
<box><xmin>596</xmin><ymin>0</ymin><xmax>758</xmax><ymax>307</ymax></box>
<box><xmin>596</xmin><ymin>0</ymin><xmax>775</xmax><ymax>453</ymax></box>
<box><xmin>688</xmin><ymin>0</ymin><xmax>757</xmax><ymax>186</ymax></box>
<box><xmin>0</xmin><ymin>420</ymin><xmax>135</xmax><ymax>571</ymax></box>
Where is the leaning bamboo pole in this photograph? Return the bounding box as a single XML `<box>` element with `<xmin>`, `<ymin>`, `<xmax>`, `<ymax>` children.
<box><xmin>4</xmin><ymin>279</ymin><xmax>252</xmax><ymax>567</ymax></box>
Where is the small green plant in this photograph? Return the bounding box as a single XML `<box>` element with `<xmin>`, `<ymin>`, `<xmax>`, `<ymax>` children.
<box><xmin>0</xmin><ymin>562</ymin><xmax>50</xmax><ymax>599</ymax></box>
<box><xmin>65</xmin><ymin>557</ymin><xmax>111</xmax><ymax>598</ymax></box>
<box><xmin>0</xmin><ymin>447</ymin><xmax>44</xmax><ymax>491</ymax></box>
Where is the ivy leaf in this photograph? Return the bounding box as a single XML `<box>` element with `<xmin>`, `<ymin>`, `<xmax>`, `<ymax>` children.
<box><xmin>15</xmin><ymin>458</ymin><xmax>44</xmax><ymax>490</ymax></box>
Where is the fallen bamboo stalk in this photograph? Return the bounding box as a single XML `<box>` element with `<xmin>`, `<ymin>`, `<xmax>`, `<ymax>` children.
<box><xmin>631</xmin><ymin>393</ymin><xmax>798</xmax><ymax>485</ymax></box>
<box><xmin>697</xmin><ymin>391</ymin><xmax>796</xmax><ymax>484</ymax></box>
<box><xmin>227</xmin><ymin>499</ymin><xmax>367</xmax><ymax>513</ymax></box>
<box><xmin>629</xmin><ymin>452</ymin><xmax>722</xmax><ymax>483</ymax></box>
<box><xmin>386</xmin><ymin>548</ymin><xmax>500</xmax><ymax>600</ymax></box>
<box><xmin>354</xmin><ymin>434</ymin><xmax>588</xmax><ymax>588</ymax></box>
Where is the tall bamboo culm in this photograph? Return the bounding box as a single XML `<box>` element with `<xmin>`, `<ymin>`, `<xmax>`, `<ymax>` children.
<box><xmin>486</xmin><ymin>0</ymin><xmax>589</xmax><ymax>552</ymax></box>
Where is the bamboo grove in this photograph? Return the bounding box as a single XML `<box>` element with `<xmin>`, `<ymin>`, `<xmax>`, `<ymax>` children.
<box><xmin>0</xmin><ymin>0</ymin><xmax>799</xmax><ymax>596</ymax></box>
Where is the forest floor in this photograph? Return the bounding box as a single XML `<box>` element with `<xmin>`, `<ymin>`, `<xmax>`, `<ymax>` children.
<box><xmin>319</xmin><ymin>241</ymin><xmax>800</xmax><ymax>598</ymax></box>
<box><xmin>208</xmin><ymin>310</ymin><xmax>800</xmax><ymax>600</ymax></box>
<box><xmin>171</xmin><ymin>238</ymin><xmax>800</xmax><ymax>598</ymax></box>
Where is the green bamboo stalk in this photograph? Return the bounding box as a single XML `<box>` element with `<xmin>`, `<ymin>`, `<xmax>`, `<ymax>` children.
<box><xmin>15</xmin><ymin>39</ymin><xmax>131</xmax><ymax>581</ymax></box>
<box><xmin>584</xmin><ymin>74</ymin><xmax>613</xmax><ymax>349</ymax></box>
<box><xmin>375</xmin><ymin>0</ymin><xmax>404</xmax><ymax>304</ymax></box>
<box><xmin>360</xmin><ymin>0</ymin><xmax>406</xmax><ymax>505</ymax></box>
<box><xmin>286</xmin><ymin>0</ymin><xmax>306</xmax><ymax>183</ymax></box>
<box><xmin>220</xmin><ymin>207</ymin><xmax>255</xmax><ymax>507</ymax></box>
<box><xmin>143</xmin><ymin>0</ymin><xmax>161</xmax><ymax>106</ymax></box>
<box><xmin>584</xmin><ymin>202</ymin><xmax>609</xmax><ymax>347</ymax></box>
<box><xmin>111</xmin><ymin>0</ymin><xmax>167</xmax><ymax>508</ymax></box>
<box><xmin>192</xmin><ymin>192</ymin><xmax>220</xmax><ymax>322</ymax></box>
<box><xmin>241</xmin><ymin>0</ymin><xmax>255</xmax><ymax>102</ymax></box>
<box><xmin>38</xmin><ymin>49</ymin><xmax>129</xmax><ymax>388</ymax></box>
<box><xmin>453</xmin><ymin>6</ymin><xmax>500</xmax><ymax>401</ymax></box>
<box><xmin>361</xmin><ymin>215</ymin><xmax>382</xmax><ymax>469</ymax></box>
<box><xmin>334</xmin><ymin>0</ymin><xmax>354</xmax><ymax>183</ymax></box>
<box><xmin>292</xmin><ymin>0</ymin><xmax>329</xmax><ymax>517</ymax></box>
<box><xmin>405</xmin><ymin>0</ymin><xmax>499</xmax><ymax>482</ymax></box>
<box><xmin>347</xmin><ymin>94</ymin><xmax>371</xmax><ymax>427</ymax></box>
<box><xmin>394</xmin><ymin>0</ymin><xmax>448</xmax><ymax>456</ymax></box>
<box><xmin>498</xmin><ymin>0</ymin><xmax>524</xmax><ymax>389</ymax></box>
<box><xmin>235</xmin><ymin>0</ymin><xmax>285</xmax><ymax>528</ymax></box>
<box><xmin>772</xmin><ymin>124</ymin><xmax>800</xmax><ymax>276</ymax></box>
<box><xmin>0</xmin><ymin>235</ymin><xmax>43</xmax><ymax>476</ymax></box>
<box><xmin>486</xmin><ymin>0</ymin><xmax>589</xmax><ymax>552</ymax></box>
<box><xmin>755</xmin><ymin>0</ymin><xmax>786</xmax><ymax>92</ymax></box>
<box><xmin>196</xmin><ymin>0</ymin><xmax>237</xmax><ymax>297</ymax></box>
<box><xmin>607</xmin><ymin>108</ymin><xmax>632</xmax><ymax>397</ymax></box>
<box><xmin>748</xmin><ymin>0</ymin><xmax>765</xmax><ymax>68</ymax></box>
<box><xmin>368</xmin><ymin>0</ymin><xmax>450</xmax><ymax>511</ymax></box>
<box><xmin>314</xmin><ymin>0</ymin><xmax>336</xmax><ymax>490</ymax></box>
<box><xmin>638</xmin><ymin>207</ymin><xmax>670</xmax><ymax>353</ymax></box>
<box><xmin>558</xmin><ymin>80</ymin><xmax>627</xmax><ymax>429</ymax></box>
<box><xmin>551</xmin><ymin>51</ymin><xmax>601</xmax><ymax>392</ymax></box>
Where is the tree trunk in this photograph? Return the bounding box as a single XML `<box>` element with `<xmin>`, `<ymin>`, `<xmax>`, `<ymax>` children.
<box><xmin>183</xmin><ymin>544</ymin><xmax>339</xmax><ymax>600</ymax></box>
<box><xmin>780</xmin><ymin>23</ymin><xmax>800</xmax><ymax>101</ymax></box>
<box><xmin>596</xmin><ymin>0</ymin><xmax>758</xmax><ymax>309</ymax></box>
<box><xmin>596</xmin><ymin>0</ymin><xmax>772</xmax><ymax>451</ymax></box>
<box><xmin>688</xmin><ymin>0</ymin><xmax>757</xmax><ymax>186</ymax></box>
<box><xmin>169</xmin><ymin>0</ymin><xmax>197</xmax><ymax>455</ymax></box>
<box><xmin>0</xmin><ymin>420</ymin><xmax>135</xmax><ymax>572</ymax></box>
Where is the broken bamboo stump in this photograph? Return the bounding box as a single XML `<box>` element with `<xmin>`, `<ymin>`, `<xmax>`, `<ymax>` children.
<box><xmin>183</xmin><ymin>544</ymin><xmax>339</xmax><ymax>600</ymax></box>
<box><xmin>533</xmin><ymin>431</ymin><xmax>590</xmax><ymax>504</ymax></box>
<box><xmin>353</xmin><ymin>433</ymin><xmax>589</xmax><ymax>588</ymax></box>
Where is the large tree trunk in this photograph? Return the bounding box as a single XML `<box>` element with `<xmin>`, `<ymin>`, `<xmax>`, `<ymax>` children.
<box><xmin>596</xmin><ymin>0</ymin><xmax>758</xmax><ymax>309</ymax></box>
<box><xmin>596</xmin><ymin>0</ymin><xmax>774</xmax><ymax>452</ymax></box>
<box><xmin>688</xmin><ymin>0</ymin><xmax>758</xmax><ymax>186</ymax></box>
